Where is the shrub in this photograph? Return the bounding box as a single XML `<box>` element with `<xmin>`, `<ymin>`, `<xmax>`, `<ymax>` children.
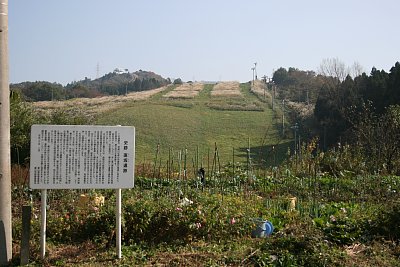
<box><xmin>313</xmin><ymin>203</ymin><xmax>364</xmax><ymax>245</ymax></box>
<box><xmin>251</xmin><ymin>218</ymin><xmax>341</xmax><ymax>267</ymax></box>
<box><xmin>368</xmin><ymin>203</ymin><xmax>400</xmax><ymax>240</ymax></box>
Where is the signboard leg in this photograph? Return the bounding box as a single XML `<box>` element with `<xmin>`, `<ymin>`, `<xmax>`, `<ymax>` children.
<box><xmin>29</xmin><ymin>125</ymin><xmax>135</xmax><ymax>260</ymax></box>
<box><xmin>116</xmin><ymin>188</ymin><xmax>122</xmax><ymax>259</ymax></box>
<box><xmin>40</xmin><ymin>189</ymin><xmax>47</xmax><ymax>259</ymax></box>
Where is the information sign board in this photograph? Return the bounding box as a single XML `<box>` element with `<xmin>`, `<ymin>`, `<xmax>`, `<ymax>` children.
<box><xmin>30</xmin><ymin>125</ymin><xmax>135</xmax><ymax>189</ymax></box>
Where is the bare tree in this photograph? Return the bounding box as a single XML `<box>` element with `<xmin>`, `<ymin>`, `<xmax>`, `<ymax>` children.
<box><xmin>349</xmin><ymin>61</ymin><xmax>364</xmax><ymax>78</ymax></box>
<box><xmin>318</xmin><ymin>57</ymin><xmax>348</xmax><ymax>86</ymax></box>
<box><xmin>349</xmin><ymin>103</ymin><xmax>400</xmax><ymax>173</ymax></box>
<box><xmin>318</xmin><ymin>58</ymin><xmax>365</xmax><ymax>82</ymax></box>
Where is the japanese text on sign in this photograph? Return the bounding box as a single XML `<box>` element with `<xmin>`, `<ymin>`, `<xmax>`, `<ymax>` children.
<box><xmin>30</xmin><ymin>125</ymin><xmax>135</xmax><ymax>189</ymax></box>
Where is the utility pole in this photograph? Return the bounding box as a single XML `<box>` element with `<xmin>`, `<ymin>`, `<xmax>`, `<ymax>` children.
<box><xmin>251</xmin><ymin>67</ymin><xmax>255</xmax><ymax>86</ymax></box>
<box><xmin>291</xmin><ymin>123</ymin><xmax>299</xmax><ymax>156</ymax></box>
<box><xmin>0</xmin><ymin>0</ymin><xmax>12</xmax><ymax>264</ymax></box>
<box><xmin>282</xmin><ymin>99</ymin><xmax>285</xmax><ymax>137</ymax></box>
<box><xmin>272</xmin><ymin>83</ymin><xmax>276</xmax><ymax>110</ymax></box>
<box><xmin>261</xmin><ymin>75</ymin><xmax>267</xmax><ymax>99</ymax></box>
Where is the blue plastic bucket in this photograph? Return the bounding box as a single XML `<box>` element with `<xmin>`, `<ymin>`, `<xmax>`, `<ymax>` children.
<box><xmin>251</xmin><ymin>219</ymin><xmax>274</xmax><ymax>238</ymax></box>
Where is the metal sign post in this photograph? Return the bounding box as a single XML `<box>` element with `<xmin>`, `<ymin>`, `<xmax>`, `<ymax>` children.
<box><xmin>116</xmin><ymin>188</ymin><xmax>122</xmax><ymax>259</ymax></box>
<box><xmin>40</xmin><ymin>189</ymin><xmax>47</xmax><ymax>259</ymax></box>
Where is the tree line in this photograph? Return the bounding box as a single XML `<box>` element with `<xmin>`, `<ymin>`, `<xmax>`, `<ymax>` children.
<box><xmin>272</xmin><ymin>59</ymin><xmax>400</xmax><ymax>174</ymax></box>
<box><xmin>10</xmin><ymin>70</ymin><xmax>171</xmax><ymax>101</ymax></box>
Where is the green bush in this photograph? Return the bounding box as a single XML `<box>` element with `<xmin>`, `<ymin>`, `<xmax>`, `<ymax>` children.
<box><xmin>313</xmin><ymin>203</ymin><xmax>364</xmax><ymax>245</ymax></box>
<box><xmin>368</xmin><ymin>203</ymin><xmax>400</xmax><ymax>240</ymax></box>
<box><xmin>251</xmin><ymin>218</ymin><xmax>341</xmax><ymax>267</ymax></box>
<box><xmin>122</xmin><ymin>191</ymin><xmax>262</xmax><ymax>245</ymax></box>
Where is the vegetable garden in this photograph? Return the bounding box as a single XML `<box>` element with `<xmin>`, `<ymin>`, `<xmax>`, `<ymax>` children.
<box><xmin>11</xmin><ymin>140</ymin><xmax>400</xmax><ymax>266</ymax></box>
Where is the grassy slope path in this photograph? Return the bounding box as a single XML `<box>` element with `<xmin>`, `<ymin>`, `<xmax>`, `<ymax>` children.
<box><xmin>96</xmin><ymin>82</ymin><xmax>288</xmax><ymax>164</ymax></box>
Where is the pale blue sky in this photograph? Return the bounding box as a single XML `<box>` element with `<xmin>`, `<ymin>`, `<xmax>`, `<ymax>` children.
<box><xmin>8</xmin><ymin>0</ymin><xmax>400</xmax><ymax>85</ymax></box>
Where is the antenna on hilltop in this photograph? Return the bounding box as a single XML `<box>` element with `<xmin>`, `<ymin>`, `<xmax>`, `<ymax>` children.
<box><xmin>96</xmin><ymin>62</ymin><xmax>100</xmax><ymax>79</ymax></box>
<box><xmin>261</xmin><ymin>75</ymin><xmax>267</xmax><ymax>83</ymax></box>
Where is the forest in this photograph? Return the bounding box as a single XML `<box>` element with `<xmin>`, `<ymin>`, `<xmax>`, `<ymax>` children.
<box><xmin>272</xmin><ymin>59</ymin><xmax>400</xmax><ymax>174</ymax></box>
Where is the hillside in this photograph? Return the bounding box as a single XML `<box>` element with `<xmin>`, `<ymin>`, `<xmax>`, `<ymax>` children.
<box><xmin>32</xmin><ymin>81</ymin><xmax>291</xmax><ymax>166</ymax></box>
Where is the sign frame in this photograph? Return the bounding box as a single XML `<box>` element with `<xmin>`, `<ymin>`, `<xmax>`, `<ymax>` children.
<box><xmin>30</xmin><ymin>124</ymin><xmax>135</xmax><ymax>189</ymax></box>
<box><xmin>29</xmin><ymin>124</ymin><xmax>135</xmax><ymax>259</ymax></box>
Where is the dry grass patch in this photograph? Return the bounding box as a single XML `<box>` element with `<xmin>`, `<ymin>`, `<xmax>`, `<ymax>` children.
<box><xmin>211</xmin><ymin>81</ymin><xmax>242</xmax><ymax>97</ymax></box>
<box><xmin>32</xmin><ymin>86</ymin><xmax>169</xmax><ymax>116</ymax></box>
<box><xmin>163</xmin><ymin>83</ymin><xmax>204</xmax><ymax>99</ymax></box>
<box><xmin>285</xmin><ymin>100</ymin><xmax>314</xmax><ymax>119</ymax></box>
<box><xmin>250</xmin><ymin>80</ymin><xmax>271</xmax><ymax>99</ymax></box>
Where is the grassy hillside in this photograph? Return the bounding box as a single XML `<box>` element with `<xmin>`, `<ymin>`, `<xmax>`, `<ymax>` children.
<box><xmin>95</xmin><ymin>82</ymin><xmax>291</xmax><ymax>165</ymax></box>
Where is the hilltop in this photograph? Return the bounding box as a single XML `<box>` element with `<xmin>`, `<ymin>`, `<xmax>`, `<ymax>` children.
<box><xmin>10</xmin><ymin>69</ymin><xmax>171</xmax><ymax>101</ymax></box>
<box><xmin>67</xmin><ymin>69</ymin><xmax>170</xmax><ymax>96</ymax></box>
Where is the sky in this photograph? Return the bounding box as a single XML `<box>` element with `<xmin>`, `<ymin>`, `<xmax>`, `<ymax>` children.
<box><xmin>8</xmin><ymin>0</ymin><xmax>400</xmax><ymax>85</ymax></box>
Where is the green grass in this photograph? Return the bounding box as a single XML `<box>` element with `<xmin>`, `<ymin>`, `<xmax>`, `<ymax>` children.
<box><xmin>96</xmin><ymin>83</ymin><xmax>289</xmax><ymax>164</ymax></box>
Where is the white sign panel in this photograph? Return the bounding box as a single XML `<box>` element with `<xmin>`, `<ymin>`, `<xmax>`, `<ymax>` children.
<box><xmin>30</xmin><ymin>125</ymin><xmax>135</xmax><ymax>189</ymax></box>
